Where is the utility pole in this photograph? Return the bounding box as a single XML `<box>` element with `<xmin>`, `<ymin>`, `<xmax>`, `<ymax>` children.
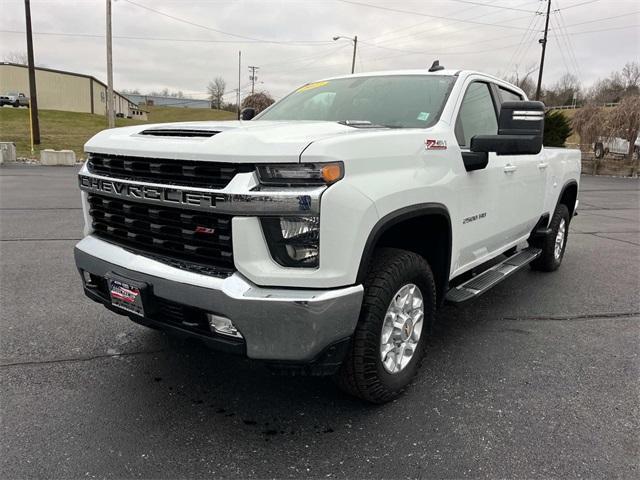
<box><xmin>237</xmin><ymin>50</ymin><xmax>241</xmax><ymax>119</ymax></box>
<box><xmin>333</xmin><ymin>35</ymin><xmax>358</xmax><ymax>74</ymax></box>
<box><xmin>106</xmin><ymin>0</ymin><xmax>115</xmax><ymax>128</ymax></box>
<box><xmin>24</xmin><ymin>0</ymin><xmax>40</xmax><ymax>145</ymax></box>
<box><xmin>535</xmin><ymin>0</ymin><xmax>551</xmax><ymax>101</ymax></box>
<box><xmin>248</xmin><ymin>66</ymin><xmax>259</xmax><ymax>94</ymax></box>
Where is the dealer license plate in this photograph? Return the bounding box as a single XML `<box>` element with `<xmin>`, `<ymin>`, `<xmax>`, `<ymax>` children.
<box><xmin>108</xmin><ymin>278</ymin><xmax>145</xmax><ymax>317</ymax></box>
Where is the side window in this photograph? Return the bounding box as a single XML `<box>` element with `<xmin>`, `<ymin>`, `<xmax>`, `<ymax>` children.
<box><xmin>455</xmin><ymin>82</ymin><xmax>498</xmax><ymax>148</ymax></box>
<box><xmin>498</xmin><ymin>87</ymin><xmax>523</xmax><ymax>103</ymax></box>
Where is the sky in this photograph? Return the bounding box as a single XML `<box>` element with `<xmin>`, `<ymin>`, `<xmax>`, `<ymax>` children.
<box><xmin>0</xmin><ymin>0</ymin><xmax>638</xmax><ymax>102</ymax></box>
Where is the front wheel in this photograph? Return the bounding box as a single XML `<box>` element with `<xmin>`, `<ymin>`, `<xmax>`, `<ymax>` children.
<box><xmin>335</xmin><ymin>248</ymin><xmax>436</xmax><ymax>403</ymax></box>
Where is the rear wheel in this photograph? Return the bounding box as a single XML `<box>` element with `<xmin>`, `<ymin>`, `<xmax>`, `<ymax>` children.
<box><xmin>530</xmin><ymin>204</ymin><xmax>570</xmax><ymax>272</ymax></box>
<box><xmin>335</xmin><ymin>248</ymin><xmax>436</xmax><ymax>403</ymax></box>
<box><xmin>594</xmin><ymin>143</ymin><xmax>604</xmax><ymax>159</ymax></box>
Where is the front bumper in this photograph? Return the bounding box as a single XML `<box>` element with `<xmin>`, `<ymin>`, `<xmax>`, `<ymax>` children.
<box><xmin>75</xmin><ymin>235</ymin><xmax>363</xmax><ymax>364</ymax></box>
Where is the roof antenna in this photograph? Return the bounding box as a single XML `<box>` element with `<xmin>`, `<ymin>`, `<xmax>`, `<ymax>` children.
<box><xmin>429</xmin><ymin>60</ymin><xmax>445</xmax><ymax>72</ymax></box>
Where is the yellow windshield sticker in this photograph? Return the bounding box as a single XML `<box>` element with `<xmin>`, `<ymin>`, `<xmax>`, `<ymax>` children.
<box><xmin>297</xmin><ymin>81</ymin><xmax>329</xmax><ymax>93</ymax></box>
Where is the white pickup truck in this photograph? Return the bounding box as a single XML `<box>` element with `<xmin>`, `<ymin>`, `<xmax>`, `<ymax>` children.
<box><xmin>75</xmin><ymin>66</ymin><xmax>581</xmax><ymax>403</ymax></box>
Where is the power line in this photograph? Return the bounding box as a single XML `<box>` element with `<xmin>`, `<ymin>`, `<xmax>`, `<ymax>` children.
<box><xmin>552</xmin><ymin>24</ymin><xmax>639</xmax><ymax>35</ymax></box>
<box><xmin>550</xmin><ymin>15</ymin><xmax>576</xmax><ymax>79</ymax></box>
<box><xmin>265</xmin><ymin>44</ymin><xmax>351</xmax><ymax>76</ymax></box>
<box><xmin>557</xmin><ymin>10</ymin><xmax>640</xmax><ymax>29</ymax></box>
<box><xmin>0</xmin><ymin>29</ymin><xmax>333</xmax><ymax>46</ymax></box>
<box><xmin>505</xmin><ymin>8</ymin><xmax>544</xmax><ymax>75</ymax></box>
<box><xmin>122</xmin><ymin>0</ymin><xmax>332</xmax><ymax>45</ymax></box>
<box><xmin>443</xmin><ymin>0</ymin><xmax>538</xmax><ymax>13</ymax></box>
<box><xmin>558</xmin><ymin>0</ymin><xmax>603</xmax><ymax>10</ymax></box>
<box><xmin>363</xmin><ymin>40</ymin><xmax>528</xmax><ymax>65</ymax></box>
<box><xmin>364</xmin><ymin>4</ymin><xmax>534</xmax><ymax>49</ymax></box>
<box><xmin>554</xmin><ymin>4</ymin><xmax>582</xmax><ymax>78</ymax></box>
<box><xmin>334</xmin><ymin>0</ymin><xmax>535</xmax><ymax>31</ymax></box>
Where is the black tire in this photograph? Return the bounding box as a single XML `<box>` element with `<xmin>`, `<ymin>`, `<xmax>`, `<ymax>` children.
<box><xmin>12</xmin><ymin>101</ymin><xmax>19</xmax><ymax>108</ymax></box>
<box><xmin>530</xmin><ymin>204</ymin><xmax>570</xmax><ymax>272</ymax></box>
<box><xmin>594</xmin><ymin>143</ymin><xmax>604</xmax><ymax>159</ymax></box>
<box><xmin>335</xmin><ymin>248</ymin><xmax>436</xmax><ymax>403</ymax></box>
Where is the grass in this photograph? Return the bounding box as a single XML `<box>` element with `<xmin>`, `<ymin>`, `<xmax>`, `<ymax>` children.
<box><xmin>0</xmin><ymin>105</ymin><xmax>236</xmax><ymax>159</ymax></box>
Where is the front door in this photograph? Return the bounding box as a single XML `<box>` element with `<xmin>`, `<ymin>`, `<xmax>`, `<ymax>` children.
<box><xmin>451</xmin><ymin>81</ymin><xmax>506</xmax><ymax>273</ymax></box>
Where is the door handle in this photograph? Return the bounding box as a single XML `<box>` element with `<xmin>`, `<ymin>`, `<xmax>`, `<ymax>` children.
<box><xmin>503</xmin><ymin>164</ymin><xmax>517</xmax><ymax>173</ymax></box>
<box><xmin>538</xmin><ymin>162</ymin><xmax>549</xmax><ymax>170</ymax></box>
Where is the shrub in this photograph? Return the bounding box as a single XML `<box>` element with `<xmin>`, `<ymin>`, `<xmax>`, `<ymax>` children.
<box><xmin>241</xmin><ymin>92</ymin><xmax>275</xmax><ymax>114</ymax></box>
<box><xmin>543</xmin><ymin>110</ymin><xmax>573</xmax><ymax>147</ymax></box>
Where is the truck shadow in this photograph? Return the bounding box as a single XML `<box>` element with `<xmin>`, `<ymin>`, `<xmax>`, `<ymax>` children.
<box><xmin>126</xmin><ymin>301</ymin><xmax>489</xmax><ymax>441</ymax></box>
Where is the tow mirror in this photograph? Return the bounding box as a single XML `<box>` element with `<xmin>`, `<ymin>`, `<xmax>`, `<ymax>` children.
<box><xmin>471</xmin><ymin>101</ymin><xmax>545</xmax><ymax>156</ymax></box>
<box><xmin>240</xmin><ymin>107</ymin><xmax>256</xmax><ymax>120</ymax></box>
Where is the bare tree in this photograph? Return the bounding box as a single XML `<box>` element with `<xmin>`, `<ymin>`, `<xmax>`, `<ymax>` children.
<box><xmin>572</xmin><ymin>104</ymin><xmax>607</xmax><ymax>149</ymax></box>
<box><xmin>503</xmin><ymin>64</ymin><xmax>537</xmax><ymax>99</ymax></box>
<box><xmin>3</xmin><ymin>51</ymin><xmax>28</xmax><ymax>64</ymax></box>
<box><xmin>545</xmin><ymin>73</ymin><xmax>581</xmax><ymax>107</ymax></box>
<box><xmin>621</xmin><ymin>62</ymin><xmax>640</xmax><ymax>92</ymax></box>
<box><xmin>607</xmin><ymin>95</ymin><xmax>640</xmax><ymax>173</ymax></box>
<box><xmin>207</xmin><ymin>77</ymin><xmax>226</xmax><ymax>110</ymax></box>
<box><xmin>241</xmin><ymin>91</ymin><xmax>275</xmax><ymax>114</ymax></box>
<box><xmin>585</xmin><ymin>62</ymin><xmax>640</xmax><ymax>104</ymax></box>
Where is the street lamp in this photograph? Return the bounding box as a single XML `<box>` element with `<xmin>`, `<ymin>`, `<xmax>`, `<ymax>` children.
<box><xmin>333</xmin><ymin>35</ymin><xmax>358</xmax><ymax>74</ymax></box>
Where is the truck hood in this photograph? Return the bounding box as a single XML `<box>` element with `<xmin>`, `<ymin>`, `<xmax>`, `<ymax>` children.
<box><xmin>84</xmin><ymin>120</ymin><xmax>369</xmax><ymax>163</ymax></box>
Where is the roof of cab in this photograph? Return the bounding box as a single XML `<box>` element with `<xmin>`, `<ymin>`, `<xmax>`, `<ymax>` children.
<box><xmin>320</xmin><ymin>69</ymin><xmax>508</xmax><ymax>83</ymax></box>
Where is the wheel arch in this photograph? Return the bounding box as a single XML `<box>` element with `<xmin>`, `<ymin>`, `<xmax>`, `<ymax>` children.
<box><xmin>356</xmin><ymin>203</ymin><xmax>452</xmax><ymax>304</ymax></box>
<box><xmin>557</xmin><ymin>180</ymin><xmax>578</xmax><ymax>218</ymax></box>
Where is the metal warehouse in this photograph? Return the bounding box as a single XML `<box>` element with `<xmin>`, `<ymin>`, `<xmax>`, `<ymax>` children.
<box><xmin>0</xmin><ymin>62</ymin><xmax>139</xmax><ymax>117</ymax></box>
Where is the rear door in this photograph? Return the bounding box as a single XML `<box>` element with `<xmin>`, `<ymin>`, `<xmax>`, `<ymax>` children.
<box><xmin>494</xmin><ymin>85</ymin><xmax>547</xmax><ymax>243</ymax></box>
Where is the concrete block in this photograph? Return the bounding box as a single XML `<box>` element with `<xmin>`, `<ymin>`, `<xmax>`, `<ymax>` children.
<box><xmin>40</xmin><ymin>149</ymin><xmax>76</xmax><ymax>166</ymax></box>
<box><xmin>0</xmin><ymin>142</ymin><xmax>17</xmax><ymax>164</ymax></box>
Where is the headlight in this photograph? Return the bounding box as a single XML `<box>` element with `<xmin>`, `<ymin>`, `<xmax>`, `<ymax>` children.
<box><xmin>261</xmin><ymin>216</ymin><xmax>320</xmax><ymax>268</ymax></box>
<box><xmin>256</xmin><ymin>162</ymin><xmax>343</xmax><ymax>186</ymax></box>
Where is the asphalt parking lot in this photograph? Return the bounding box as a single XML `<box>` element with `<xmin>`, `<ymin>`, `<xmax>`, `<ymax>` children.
<box><xmin>1</xmin><ymin>164</ymin><xmax>638</xmax><ymax>479</ymax></box>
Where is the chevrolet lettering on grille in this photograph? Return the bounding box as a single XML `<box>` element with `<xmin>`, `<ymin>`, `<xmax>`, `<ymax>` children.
<box><xmin>79</xmin><ymin>175</ymin><xmax>225</xmax><ymax>209</ymax></box>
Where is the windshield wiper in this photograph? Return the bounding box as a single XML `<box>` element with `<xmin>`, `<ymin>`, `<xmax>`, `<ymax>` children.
<box><xmin>337</xmin><ymin>120</ymin><xmax>388</xmax><ymax>128</ymax></box>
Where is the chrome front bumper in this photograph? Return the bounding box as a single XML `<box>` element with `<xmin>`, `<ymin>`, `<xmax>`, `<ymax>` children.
<box><xmin>74</xmin><ymin>235</ymin><xmax>363</xmax><ymax>362</ymax></box>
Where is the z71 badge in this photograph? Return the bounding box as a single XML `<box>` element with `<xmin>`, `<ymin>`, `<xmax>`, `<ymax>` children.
<box><xmin>425</xmin><ymin>139</ymin><xmax>447</xmax><ymax>150</ymax></box>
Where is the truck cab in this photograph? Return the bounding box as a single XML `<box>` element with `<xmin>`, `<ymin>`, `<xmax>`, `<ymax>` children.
<box><xmin>75</xmin><ymin>68</ymin><xmax>580</xmax><ymax>403</ymax></box>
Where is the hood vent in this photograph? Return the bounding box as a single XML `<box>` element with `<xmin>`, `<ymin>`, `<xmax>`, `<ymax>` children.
<box><xmin>139</xmin><ymin>128</ymin><xmax>220</xmax><ymax>138</ymax></box>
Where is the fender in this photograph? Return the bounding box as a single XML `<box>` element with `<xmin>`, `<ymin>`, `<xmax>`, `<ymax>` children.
<box><xmin>356</xmin><ymin>203</ymin><xmax>452</xmax><ymax>298</ymax></box>
<box><xmin>555</xmin><ymin>179</ymin><xmax>579</xmax><ymax>219</ymax></box>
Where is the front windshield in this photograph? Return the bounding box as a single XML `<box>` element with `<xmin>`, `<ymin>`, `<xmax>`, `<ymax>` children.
<box><xmin>257</xmin><ymin>75</ymin><xmax>455</xmax><ymax>128</ymax></box>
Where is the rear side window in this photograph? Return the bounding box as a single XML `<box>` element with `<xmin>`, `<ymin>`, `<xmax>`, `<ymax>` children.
<box><xmin>498</xmin><ymin>87</ymin><xmax>523</xmax><ymax>103</ymax></box>
<box><xmin>455</xmin><ymin>82</ymin><xmax>498</xmax><ymax>148</ymax></box>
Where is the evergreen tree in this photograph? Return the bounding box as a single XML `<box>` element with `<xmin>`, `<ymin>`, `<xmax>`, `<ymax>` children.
<box><xmin>544</xmin><ymin>111</ymin><xmax>573</xmax><ymax>147</ymax></box>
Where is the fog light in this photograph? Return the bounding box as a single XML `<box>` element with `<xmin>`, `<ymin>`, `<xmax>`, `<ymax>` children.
<box><xmin>82</xmin><ymin>270</ymin><xmax>96</xmax><ymax>287</ymax></box>
<box><xmin>207</xmin><ymin>314</ymin><xmax>243</xmax><ymax>339</ymax></box>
